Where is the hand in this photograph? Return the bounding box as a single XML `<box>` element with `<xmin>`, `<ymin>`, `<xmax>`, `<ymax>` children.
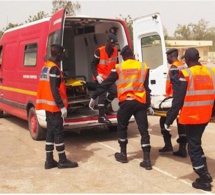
<box><xmin>147</xmin><ymin>107</ymin><xmax>154</xmax><ymax>115</ymax></box>
<box><xmin>164</xmin><ymin>123</ymin><xmax>171</xmax><ymax>131</ymax></box>
<box><xmin>96</xmin><ymin>75</ymin><xmax>103</xmax><ymax>84</ymax></box>
<box><xmin>60</xmin><ymin>107</ymin><xmax>67</xmax><ymax>118</ymax></box>
<box><xmin>89</xmin><ymin>98</ymin><xmax>96</xmax><ymax>110</ymax></box>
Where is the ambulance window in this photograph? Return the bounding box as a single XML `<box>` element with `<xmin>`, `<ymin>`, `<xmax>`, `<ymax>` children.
<box><xmin>46</xmin><ymin>30</ymin><xmax>62</xmax><ymax>60</ymax></box>
<box><xmin>141</xmin><ymin>35</ymin><xmax>163</xmax><ymax>69</ymax></box>
<box><xmin>24</xmin><ymin>43</ymin><xmax>38</xmax><ymax>67</ymax></box>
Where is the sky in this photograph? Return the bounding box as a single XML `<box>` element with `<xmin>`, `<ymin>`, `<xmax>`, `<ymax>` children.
<box><xmin>1</xmin><ymin>0</ymin><xmax>215</xmax><ymax>36</ymax></box>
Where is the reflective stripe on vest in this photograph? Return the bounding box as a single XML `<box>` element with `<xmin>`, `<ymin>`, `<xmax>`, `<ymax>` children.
<box><xmin>166</xmin><ymin>60</ymin><xmax>187</xmax><ymax>97</ymax></box>
<box><xmin>179</xmin><ymin>66</ymin><xmax>215</xmax><ymax>124</ymax></box>
<box><xmin>36</xmin><ymin>61</ymin><xmax>68</xmax><ymax>112</ymax></box>
<box><xmin>116</xmin><ymin>60</ymin><xmax>148</xmax><ymax>104</ymax></box>
<box><xmin>93</xmin><ymin>46</ymin><xmax>118</xmax><ymax>80</ymax></box>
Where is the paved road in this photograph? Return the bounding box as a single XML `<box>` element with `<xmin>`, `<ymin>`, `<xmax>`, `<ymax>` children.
<box><xmin>0</xmin><ymin>114</ymin><xmax>214</xmax><ymax>193</ymax></box>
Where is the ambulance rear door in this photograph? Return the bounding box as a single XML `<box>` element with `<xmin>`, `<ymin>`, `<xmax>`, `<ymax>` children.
<box><xmin>46</xmin><ymin>8</ymin><xmax>66</xmax><ymax>67</ymax></box>
<box><xmin>133</xmin><ymin>12</ymin><xmax>167</xmax><ymax>95</ymax></box>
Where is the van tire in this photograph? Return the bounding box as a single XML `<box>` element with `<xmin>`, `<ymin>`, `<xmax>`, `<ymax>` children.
<box><xmin>28</xmin><ymin>107</ymin><xmax>46</xmax><ymax>141</ymax></box>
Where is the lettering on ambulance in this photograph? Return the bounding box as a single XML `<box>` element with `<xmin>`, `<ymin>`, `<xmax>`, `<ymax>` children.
<box><xmin>23</xmin><ymin>75</ymin><xmax>37</xmax><ymax>79</ymax></box>
<box><xmin>53</xmin><ymin>18</ymin><xmax>62</xmax><ymax>25</ymax></box>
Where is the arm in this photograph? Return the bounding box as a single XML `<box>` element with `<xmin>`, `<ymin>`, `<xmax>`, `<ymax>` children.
<box><xmin>49</xmin><ymin>66</ymin><xmax>64</xmax><ymax>109</ymax></box>
<box><xmin>91</xmin><ymin>69</ymin><xmax>118</xmax><ymax>99</ymax></box>
<box><xmin>169</xmin><ymin>65</ymin><xmax>180</xmax><ymax>97</ymax></box>
<box><xmin>91</xmin><ymin>49</ymin><xmax>100</xmax><ymax>78</ymax></box>
<box><xmin>144</xmin><ymin>69</ymin><xmax>151</xmax><ymax>107</ymax></box>
<box><xmin>165</xmin><ymin>74</ymin><xmax>187</xmax><ymax>126</ymax></box>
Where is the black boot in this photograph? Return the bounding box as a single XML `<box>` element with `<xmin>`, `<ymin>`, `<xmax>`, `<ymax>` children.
<box><xmin>173</xmin><ymin>143</ymin><xmax>187</xmax><ymax>158</ymax></box>
<box><xmin>159</xmin><ymin>131</ymin><xmax>173</xmax><ymax>152</ymax></box>
<box><xmin>98</xmin><ymin>106</ymin><xmax>111</xmax><ymax>124</ymax></box>
<box><xmin>192</xmin><ymin>172</ymin><xmax>212</xmax><ymax>191</ymax></box>
<box><xmin>58</xmin><ymin>152</ymin><xmax>78</xmax><ymax>169</ymax></box>
<box><xmin>115</xmin><ymin>139</ymin><xmax>128</xmax><ymax>163</ymax></box>
<box><xmin>98</xmin><ymin>116</ymin><xmax>111</xmax><ymax>124</ymax></box>
<box><xmin>140</xmin><ymin>146</ymin><xmax>152</xmax><ymax>170</ymax></box>
<box><xmin>45</xmin><ymin>152</ymin><xmax>58</xmax><ymax>169</ymax></box>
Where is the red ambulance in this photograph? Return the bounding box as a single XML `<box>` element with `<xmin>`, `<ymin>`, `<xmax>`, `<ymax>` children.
<box><xmin>0</xmin><ymin>9</ymin><xmax>167</xmax><ymax>140</ymax></box>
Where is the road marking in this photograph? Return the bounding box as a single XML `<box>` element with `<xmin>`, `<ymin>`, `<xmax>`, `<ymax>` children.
<box><xmin>98</xmin><ymin>141</ymin><xmax>213</xmax><ymax>194</ymax></box>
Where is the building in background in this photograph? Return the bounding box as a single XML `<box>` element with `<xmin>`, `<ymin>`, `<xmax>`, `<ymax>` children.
<box><xmin>166</xmin><ymin>40</ymin><xmax>213</xmax><ymax>63</ymax></box>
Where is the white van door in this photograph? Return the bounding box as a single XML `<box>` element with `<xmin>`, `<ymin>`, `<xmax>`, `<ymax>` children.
<box><xmin>133</xmin><ymin>13</ymin><xmax>167</xmax><ymax>96</ymax></box>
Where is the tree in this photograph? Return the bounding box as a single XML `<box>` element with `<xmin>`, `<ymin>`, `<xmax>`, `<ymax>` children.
<box><xmin>118</xmin><ymin>14</ymin><xmax>133</xmax><ymax>43</ymax></box>
<box><xmin>174</xmin><ymin>24</ymin><xmax>192</xmax><ymax>40</ymax></box>
<box><xmin>172</xmin><ymin>19</ymin><xmax>215</xmax><ymax>51</ymax></box>
<box><xmin>0</xmin><ymin>0</ymin><xmax>81</xmax><ymax>37</ymax></box>
<box><xmin>3</xmin><ymin>23</ymin><xmax>22</xmax><ymax>31</ymax></box>
<box><xmin>163</xmin><ymin>26</ymin><xmax>169</xmax><ymax>40</ymax></box>
<box><xmin>0</xmin><ymin>31</ymin><xmax>3</xmax><ymax>38</ymax></box>
<box><xmin>52</xmin><ymin>0</ymin><xmax>81</xmax><ymax>16</ymax></box>
<box><xmin>173</xmin><ymin>19</ymin><xmax>213</xmax><ymax>40</ymax></box>
<box><xmin>25</xmin><ymin>11</ymin><xmax>49</xmax><ymax>23</ymax></box>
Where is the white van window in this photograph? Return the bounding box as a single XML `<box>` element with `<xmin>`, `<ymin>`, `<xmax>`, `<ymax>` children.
<box><xmin>141</xmin><ymin>35</ymin><xmax>163</xmax><ymax>69</ymax></box>
<box><xmin>24</xmin><ymin>43</ymin><xmax>38</xmax><ymax>66</ymax></box>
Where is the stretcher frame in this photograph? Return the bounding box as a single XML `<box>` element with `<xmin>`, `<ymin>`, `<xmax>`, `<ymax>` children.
<box><xmin>153</xmin><ymin>110</ymin><xmax>215</xmax><ymax>123</ymax></box>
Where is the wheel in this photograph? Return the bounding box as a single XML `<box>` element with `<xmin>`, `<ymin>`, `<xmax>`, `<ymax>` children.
<box><xmin>28</xmin><ymin>107</ymin><xmax>46</xmax><ymax>140</ymax></box>
<box><xmin>0</xmin><ymin>110</ymin><xmax>3</xmax><ymax>118</ymax></box>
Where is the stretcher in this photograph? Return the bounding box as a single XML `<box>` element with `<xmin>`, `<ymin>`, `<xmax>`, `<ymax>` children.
<box><xmin>153</xmin><ymin>110</ymin><xmax>215</xmax><ymax>123</ymax></box>
<box><xmin>151</xmin><ymin>95</ymin><xmax>215</xmax><ymax>123</ymax></box>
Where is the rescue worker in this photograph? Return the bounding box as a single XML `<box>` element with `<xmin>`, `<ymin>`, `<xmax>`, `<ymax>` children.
<box><xmin>91</xmin><ymin>34</ymin><xmax>118</xmax><ymax>124</ymax></box>
<box><xmin>165</xmin><ymin>48</ymin><xmax>215</xmax><ymax>191</ymax></box>
<box><xmin>36</xmin><ymin>44</ymin><xmax>78</xmax><ymax>169</ymax></box>
<box><xmin>159</xmin><ymin>48</ymin><xmax>188</xmax><ymax>158</ymax></box>
<box><xmin>89</xmin><ymin>45</ymin><xmax>152</xmax><ymax>170</ymax></box>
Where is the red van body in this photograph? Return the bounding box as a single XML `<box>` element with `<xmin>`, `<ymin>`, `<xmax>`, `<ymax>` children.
<box><xmin>0</xmin><ymin>9</ymin><xmax>133</xmax><ymax>140</ymax></box>
<box><xmin>0</xmin><ymin>9</ymin><xmax>173</xmax><ymax>140</ymax></box>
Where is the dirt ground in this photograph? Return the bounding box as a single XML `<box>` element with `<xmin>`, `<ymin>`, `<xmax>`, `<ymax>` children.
<box><xmin>0</xmin><ymin>113</ymin><xmax>214</xmax><ymax>194</ymax></box>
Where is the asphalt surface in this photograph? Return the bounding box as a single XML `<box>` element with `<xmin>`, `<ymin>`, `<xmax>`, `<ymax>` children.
<box><xmin>0</xmin><ymin>113</ymin><xmax>215</xmax><ymax>194</ymax></box>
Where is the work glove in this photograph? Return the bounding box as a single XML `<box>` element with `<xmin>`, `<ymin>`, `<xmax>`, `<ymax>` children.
<box><xmin>96</xmin><ymin>75</ymin><xmax>103</xmax><ymax>84</ymax></box>
<box><xmin>147</xmin><ymin>107</ymin><xmax>154</xmax><ymax>115</ymax></box>
<box><xmin>89</xmin><ymin>98</ymin><xmax>96</xmax><ymax>110</ymax></box>
<box><xmin>164</xmin><ymin>123</ymin><xmax>171</xmax><ymax>131</ymax></box>
<box><xmin>61</xmin><ymin>107</ymin><xmax>67</xmax><ymax>118</ymax></box>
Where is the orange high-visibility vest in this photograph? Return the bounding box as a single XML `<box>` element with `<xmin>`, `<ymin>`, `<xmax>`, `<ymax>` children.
<box><xmin>93</xmin><ymin>46</ymin><xmax>118</xmax><ymax>80</ymax></box>
<box><xmin>166</xmin><ymin>60</ymin><xmax>187</xmax><ymax>97</ymax></box>
<box><xmin>36</xmin><ymin>61</ymin><xmax>68</xmax><ymax>112</ymax></box>
<box><xmin>179</xmin><ymin>65</ymin><xmax>215</xmax><ymax>124</ymax></box>
<box><xmin>115</xmin><ymin>60</ymin><xmax>148</xmax><ymax>104</ymax></box>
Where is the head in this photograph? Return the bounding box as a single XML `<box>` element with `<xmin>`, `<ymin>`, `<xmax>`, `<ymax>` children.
<box><xmin>106</xmin><ymin>34</ymin><xmax>118</xmax><ymax>49</ymax></box>
<box><xmin>50</xmin><ymin>44</ymin><xmax>65</xmax><ymax>62</ymax></box>
<box><xmin>120</xmin><ymin>45</ymin><xmax>134</xmax><ymax>61</ymax></box>
<box><xmin>166</xmin><ymin>48</ymin><xmax>178</xmax><ymax>64</ymax></box>
<box><xmin>182</xmin><ymin>48</ymin><xmax>200</xmax><ymax>67</ymax></box>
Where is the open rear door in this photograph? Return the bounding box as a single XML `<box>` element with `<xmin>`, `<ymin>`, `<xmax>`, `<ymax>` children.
<box><xmin>48</xmin><ymin>8</ymin><xmax>66</xmax><ymax>42</ymax></box>
<box><xmin>133</xmin><ymin>13</ymin><xmax>167</xmax><ymax>95</ymax></box>
<box><xmin>46</xmin><ymin>9</ymin><xmax>66</xmax><ymax>64</ymax></box>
